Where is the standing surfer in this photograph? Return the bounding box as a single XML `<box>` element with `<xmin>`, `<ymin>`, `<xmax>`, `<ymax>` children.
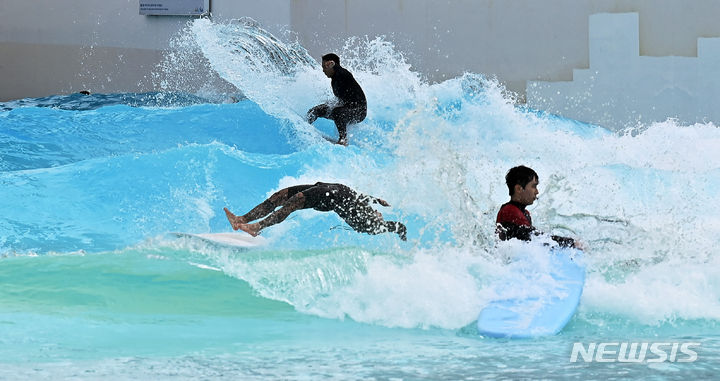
<box><xmin>306</xmin><ymin>53</ymin><xmax>367</xmax><ymax>146</ymax></box>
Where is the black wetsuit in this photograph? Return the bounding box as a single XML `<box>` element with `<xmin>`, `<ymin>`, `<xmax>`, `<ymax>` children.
<box><xmin>307</xmin><ymin>65</ymin><xmax>367</xmax><ymax>143</ymax></box>
<box><xmin>285</xmin><ymin>182</ymin><xmax>403</xmax><ymax>237</ymax></box>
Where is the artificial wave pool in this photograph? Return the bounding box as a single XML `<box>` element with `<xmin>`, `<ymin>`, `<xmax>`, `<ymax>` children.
<box><xmin>1</xmin><ymin>17</ymin><xmax>719</xmax><ymax>380</ymax></box>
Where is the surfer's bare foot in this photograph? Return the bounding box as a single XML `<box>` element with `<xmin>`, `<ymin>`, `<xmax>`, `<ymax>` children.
<box><xmin>236</xmin><ymin>222</ymin><xmax>261</xmax><ymax>237</ymax></box>
<box><xmin>223</xmin><ymin>207</ymin><xmax>247</xmax><ymax>230</ymax></box>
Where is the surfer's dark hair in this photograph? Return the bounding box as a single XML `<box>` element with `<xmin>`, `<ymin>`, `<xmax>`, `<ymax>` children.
<box><xmin>505</xmin><ymin>166</ymin><xmax>538</xmax><ymax>196</ymax></box>
<box><xmin>322</xmin><ymin>53</ymin><xmax>340</xmax><ymax>66</ymax></box>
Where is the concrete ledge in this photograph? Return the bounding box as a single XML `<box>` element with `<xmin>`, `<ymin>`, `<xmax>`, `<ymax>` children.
<box><xmin>527</xmin><ymin>13</ymin><xmax>720</xmax><ymax>130</ymax></box>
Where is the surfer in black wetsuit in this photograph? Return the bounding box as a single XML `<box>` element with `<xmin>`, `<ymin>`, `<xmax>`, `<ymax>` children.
<box><xmin>306</xmin><ymin>53</ymin><xmax>367</xmax><ymax>146</ymax></box>
<box><xmin>223</xmin><ymin>182</ymin><xmax>406</xmax><ymax>241</ymax></box>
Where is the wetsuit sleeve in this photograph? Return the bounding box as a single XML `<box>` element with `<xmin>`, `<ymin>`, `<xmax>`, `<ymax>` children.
<box><xmin>496</xmin><ymin>203</ymin><xmax>534</xmax><ymax>242</ymax></box>
<box><xmin>498</xmin><ymin>226</ymin><xmax>575</xmax><ymax>248</ymax></box>
<box><xmin>496</xmin><ymin>203</ymin><xmax>576</xmax><ymax>248</ymax></box>
<box><xmin>357</xmin><ymin>194</ymin><xmax>386</xmax><ymax>206</ymax></box>
<box><xmin>496</xmin><ymin>222</ymin><xmax>535</xmax><ymax>242</ymax></box>
<box><xmin>306</xmin><ymin>104</ymin><xmax>330</xmax><ymax>124</ymax></box>
<box><xmin>550</xmin><ymin>235</ymin><xmax>575</xmax><ymax>248</ymax></box>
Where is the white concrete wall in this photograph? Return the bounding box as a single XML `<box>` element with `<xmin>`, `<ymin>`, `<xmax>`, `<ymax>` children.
<box><xmin>0</xmin><ymin>0</ymin><xmax>293</xmax><ymax>99</ymax></box>
<box><xmin>528</xmin><ymin>13</ymin><xmax>720</xmax><ymax>129</ymax></box>
<box><xmin>2</xmin><ymin>0</ymin><xmax>720</xmax><ymax>129</ymax></box>
<box><xmin>1</xmin><ymin>1</ymin><xmax>184</xmax><ymax>98</ymax></box>
<box><xmin>290</xmin><ymin>0</ymin><xmax>720</xmax><ymax>99</ymax></box>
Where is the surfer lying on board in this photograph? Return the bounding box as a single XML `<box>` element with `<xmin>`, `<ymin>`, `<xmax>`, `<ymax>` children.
<box><xmin>496</xmin><ymin>166</ymin><xmax>585</xmax><ymax>249</ymax></box>
<box><xmin>224</xmin><ymin>182</ymin><xmax>407</xmax><ymax>241</ymax></box>
<box><xmin>306</xmin><ymin>53</ymin><xmax>367</xmax><ymax>146</ymax></box>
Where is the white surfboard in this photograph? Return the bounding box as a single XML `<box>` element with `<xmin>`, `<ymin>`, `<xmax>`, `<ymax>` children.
<box><xmin>172</xmin><ymin>232</ymin><xmax>266</xmax><ymax>248</ymax></box>
<box><xmin>476</xmin><ymin>247</ymin><xmax>585</xmax><ymax>338</ymax></box>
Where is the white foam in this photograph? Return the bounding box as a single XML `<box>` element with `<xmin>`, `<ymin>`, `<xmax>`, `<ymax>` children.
<box><xmin>180</xmin><ymin>18</ymin><xmax>720</xmax><ymax>327</ymax></box>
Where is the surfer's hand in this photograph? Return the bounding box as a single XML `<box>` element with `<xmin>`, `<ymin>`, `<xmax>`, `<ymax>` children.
<box><xmin>573</xmin><ymin>240</ymin><xmax>587</xmax><ymax>251</ymax></box>
<box><xmin>376</xmin><ymin>199</ymin><xmax>390</xmax><ymax>207</ymax></box>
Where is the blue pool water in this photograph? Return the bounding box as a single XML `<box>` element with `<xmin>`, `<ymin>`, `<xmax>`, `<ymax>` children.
<box><xmin>1</xmin><ymin>18</ymin><xmax>719</xmax><ymax>380</ymax></box>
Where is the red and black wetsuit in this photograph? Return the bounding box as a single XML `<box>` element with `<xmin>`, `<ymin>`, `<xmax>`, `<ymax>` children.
<box><xmin>496</xmin><ymin>201</ymin><xmax>574</xmax><ymax>248</ymax></box>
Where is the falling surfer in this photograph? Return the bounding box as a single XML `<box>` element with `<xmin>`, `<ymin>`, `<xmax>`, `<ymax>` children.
<box><xmin>223</xmin><ymin>182</ymin><xmax>406</xmax><ymax>241</ymax></box>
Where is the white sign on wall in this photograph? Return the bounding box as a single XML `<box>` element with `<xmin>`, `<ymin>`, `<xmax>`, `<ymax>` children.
<box><xmin>140</xmin><ymin>0</ymin><xmax>209</xmax><ymax>16</ymax></box>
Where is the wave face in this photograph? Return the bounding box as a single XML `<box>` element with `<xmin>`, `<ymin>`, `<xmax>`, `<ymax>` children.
<box><xmin>1</xmin><ymin>17</ymin><xmax>719</xmax><ymax>378</ymax></box>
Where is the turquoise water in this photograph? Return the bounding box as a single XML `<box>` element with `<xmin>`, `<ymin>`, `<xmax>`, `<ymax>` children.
<box><xmin>1</xmin><ymin>18</ymin><xmax>720</xmax><ymax>380</ymax></box>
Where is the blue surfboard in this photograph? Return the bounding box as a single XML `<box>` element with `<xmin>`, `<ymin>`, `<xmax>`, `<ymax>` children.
<box><xmin>477</xmin><ymin>248</ymin><xmax>585</xmax><ymax>338</ymax></box>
